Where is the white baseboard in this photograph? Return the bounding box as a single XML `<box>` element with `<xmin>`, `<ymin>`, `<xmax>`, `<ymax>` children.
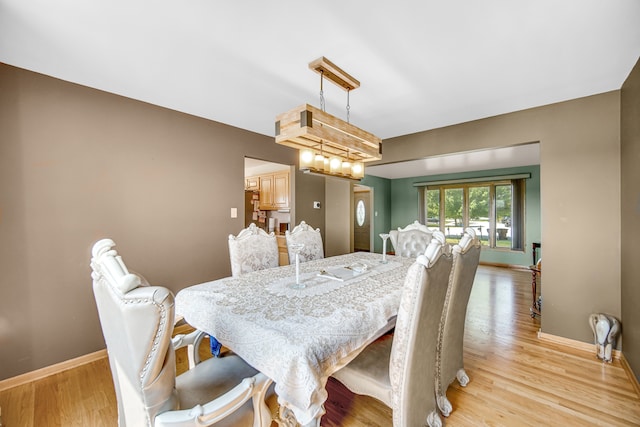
<box><xmin>537</xmin><ymin>330</ymin><xmax>621</xmax><ymax>359</ymax></box>
<box><xmin>537</xmin><ymin>330</ymin><xmax>640</xmax><ymax>398</ymax></box>
<box><xmin>0</xmin><ymin>349</ymin><xmax>107</xmax><ymax>392</ymax></box>
<box><xmin>480</xmin><ymin>261</ymin><xmax>530</xmax><ymax>270</ymax></box>
<box><xmin>0</xmin><ymin>317</ymin><xmax>194</xmax><ymax>392</ymax></box>
<box><xmin>619</xmin><ymin>353</ymin><xmax>640</xmax><ymax>398</ymax></box>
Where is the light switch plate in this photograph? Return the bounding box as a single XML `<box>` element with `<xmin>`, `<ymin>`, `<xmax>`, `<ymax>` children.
<box><xmin>230</xmin><ymin>207</ymin><xmax>238</xmax><ymax>218</ymax></box>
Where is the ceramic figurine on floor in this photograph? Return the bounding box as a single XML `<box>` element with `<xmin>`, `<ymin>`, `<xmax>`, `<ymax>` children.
<box><xmin>588</xmin><ymin>313</ymin><xmax>621</xmax><ymax>362</ymax></box>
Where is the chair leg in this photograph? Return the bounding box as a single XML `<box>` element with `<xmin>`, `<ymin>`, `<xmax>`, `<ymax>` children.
<box><xmin>251</xmin><ymin>374</ymin><xmax>274</xmax><ymax>427</ymax></box>
<box><xmin>436</xmin><ymin>369</ymin><xmax>468</xmax><ymax>417</ymax></box>
<box><xmin>427</xmin><ymin>410</ymin><xmax>443</xmax><ymax>427</ymax></box>
<box><xmin>456</xmin><ymin>368</ymin><xmax>469</xmax><ymax>387</ymax></box>
<box><xmin>437</xmin><ymin>395</ymin><xmax>452</xmax><ymax>417</ymax></box>
<box><xmin>530</xmin><ymin>269</ymin><xmax>542</xmax><ymax>318</ymax></box>
<box><xmin>278</xmin><ymin>405</ymin><xmax>295</xmax><ymax>427</ymax></box>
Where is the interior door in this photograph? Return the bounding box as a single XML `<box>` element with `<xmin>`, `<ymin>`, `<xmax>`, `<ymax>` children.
<box><xmin>353</xmin><ymin>188</ymin><xmax>371</xmax><ymax>252</ymax></box>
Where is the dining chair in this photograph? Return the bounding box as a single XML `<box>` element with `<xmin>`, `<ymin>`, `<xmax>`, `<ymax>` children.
<box><xmin>285</xmin><ymin>220</ymin><xmax>324</xmax><ymax>263</ymax></box>
<box><xmin>90</xmin><ymin>238</ymin><xmax>273</xmax><ymax>427</ymax></box>
<box><xmin>331</xmin><ymin>236</ymin><xmax>453</xmax><ymax>427</ymax></box>
<box><xmin>389</xmin><ymin>220</ymin><xmax>434</xmax><ymax>257</ymax></box>
<box><xmin>435</xmin><ymin>227</ymin><xmax>481</xmax><ymax>417</ymax></box>
<box><xmin>228</xmin><ymin>223</ymin><xmax>279</xmax><ymax>277</ymax></box>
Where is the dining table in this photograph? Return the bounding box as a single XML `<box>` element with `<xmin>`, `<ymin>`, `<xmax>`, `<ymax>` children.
<box><xmin>175</xmin><ymin>251</ymin><xmax>415</xmax><ymax>426</ymax></box>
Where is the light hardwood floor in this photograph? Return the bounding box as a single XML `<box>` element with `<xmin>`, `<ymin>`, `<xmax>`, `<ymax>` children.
<box><xmin>2</xmin><ymin>266</ymin><xmax>639</xmax><ymax>426</ymax></box>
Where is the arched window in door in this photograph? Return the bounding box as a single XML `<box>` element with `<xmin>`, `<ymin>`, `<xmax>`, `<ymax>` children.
<box><xmin>356</xmin><ymin>199</ymin><xmax>366</xmax><ymax>227</ymax></box>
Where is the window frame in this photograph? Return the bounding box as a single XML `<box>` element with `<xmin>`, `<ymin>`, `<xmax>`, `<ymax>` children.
<box><xmin>419</xmin><ymin>178</ymin><xmax>525</xmax><ymax>251</ymax></box>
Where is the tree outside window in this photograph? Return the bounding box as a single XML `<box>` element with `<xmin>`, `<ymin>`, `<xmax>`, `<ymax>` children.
<box><xmin>421</xmin><ymin>179</ymin><xmax>523</xmax><ymax>250</ymax></box>
<box><xmin>469</xmin><ymin>186</ymin><xmax>489</xmax><ymax>245</ymax></box>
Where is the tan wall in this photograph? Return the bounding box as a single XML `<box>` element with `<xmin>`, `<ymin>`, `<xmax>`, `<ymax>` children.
<box><xmin>0</xmin><ymin>60</ymin><xmax>628</xmax><ymax>379</ymax></box>
<box><xmin>0</xmin><ymin>64</ymin><xmax>328</xmax><ymax>379</ymax></box>
<box><xmin>383</xmin><ymin>91</ymin><xmax>621</xmax><ymax>345</ymax></box>
<box><xmin>324</xmin><ymin>179</ymin><xmax>352</xmax><ymax>256</ymax></box>
<box><xmin>292</xmin><ymin>169</ymin><xmax>325</xmax><ymax>244</ymax></box>
<box><xmin>621</xmin><ymin>58</ymin><xmax>640</xmax><ymax>378</ymax></box>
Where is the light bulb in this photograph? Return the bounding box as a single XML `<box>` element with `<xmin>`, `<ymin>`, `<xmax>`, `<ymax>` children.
<box><xmin>329</xmin><ymin>157</ymin><xmax>341</xmax><ymax>173</ymax></box>
<box><xmin>352</xmin><ymin>161</ymin><xmax>364</xmax><ymax>179</ymax></box>
<box><xmin>314</xmin><ymin>154</ymin><xmax>325</xmax><ymax>171</ymax></box>
<box><xmin>341</xmin><ymin>160</ymin><xmax>351</xmax><ymax>176</ymax></box>
<box><xmin>300</xmin><ymin>149</ymin><xmax>314</xmax><ymax>169</ymax></box>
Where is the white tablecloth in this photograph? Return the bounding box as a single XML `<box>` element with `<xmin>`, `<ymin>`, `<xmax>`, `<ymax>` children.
<box><xmin>175</xmin><ymin>252</ymin><xmax>414</xmax><ymax>425</ymax></box>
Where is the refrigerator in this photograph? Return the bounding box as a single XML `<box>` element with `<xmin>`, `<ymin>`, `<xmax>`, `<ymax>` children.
<box><xmin>245</xmin><ymin>191</ymin><xmax>266</xmax><ymax>229</ymax></box>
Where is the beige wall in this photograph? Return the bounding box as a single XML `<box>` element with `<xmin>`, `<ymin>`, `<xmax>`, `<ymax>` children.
<box><xmin>621</xmin><ymin>58</ymin><xmax>640</xmax><ymax>378</ymax></box>
<box><xmin>383</xmin><ymin>91</ymin><xmax>621</xmax><ymax>345</ymax></box>
<box><xmin>0</xmin><ymin>63</ymin><xmax>330</xmax><ymax>379</ymax></box>
<box><xmin>0</xmin><ymin>60</ymin><xmax>632</xmax><ymax>380</ymax></box>
<box><xmin>324</xmin><ymin>179</ymin><xmax>352</xmax><ymax>256</ymax></box>
<box><xmin>292</xmin><ymin>169</ymin><xmax>325</xmax><ymax>243</ymax></box>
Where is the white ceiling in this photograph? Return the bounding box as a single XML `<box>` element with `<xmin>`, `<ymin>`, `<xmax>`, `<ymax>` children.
<box><xmin>1</xmin><ymin>1</ymin><xmax>638</xmax><ymax>178</ymax></box>
<box><xmin>245</xmin><ymin>158</ymin><xmax>290</xmax><ymax>177</ymax></box>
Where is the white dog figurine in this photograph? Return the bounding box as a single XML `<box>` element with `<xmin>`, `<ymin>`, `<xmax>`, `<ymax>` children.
<box><xmin>588</xmin><ymin>313</ymin><xmax>620</xmax><ymax>362</ymax></box>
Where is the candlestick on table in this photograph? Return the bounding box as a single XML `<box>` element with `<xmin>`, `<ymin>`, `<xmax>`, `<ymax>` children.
<box><xmin>379</xmin><ymin>233</ymin><xmax>390</xmax><ymax>264</ymax></box>
<box><xmin>289</xmin><ymin>243</ymin><xmax>305</xmax><ymax>289</ymax></box>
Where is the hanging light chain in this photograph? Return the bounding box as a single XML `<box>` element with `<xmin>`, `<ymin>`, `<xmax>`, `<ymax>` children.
<box><xmin>346</xmin><ymin>88</ymin><xmax>351</xmax><ymax>123</ymax></box>
<box><xmin>319</xmin><ymin>70</ymin><xmax>325</xmax><ymax>112</ymax></box>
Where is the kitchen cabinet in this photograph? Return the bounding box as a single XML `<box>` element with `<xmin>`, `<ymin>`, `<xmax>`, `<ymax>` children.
<box><xmin>245</xmin><ymin>176</ymin><xmax>260</xmax><ymax>191</ymax></box>
<box><xmin>258</xmin><ymin>171</ymin><xmax>289</xmax><ymax>210</ymax></box>
<box><xmin>272</xmin><ymin>172</ymin><xmax>289</xmax><ymax>209</ymax></box>
<box><xmin>259</xmin><ymin>175</ymin><xmax>273</xmax><ymax>208</ymax></box>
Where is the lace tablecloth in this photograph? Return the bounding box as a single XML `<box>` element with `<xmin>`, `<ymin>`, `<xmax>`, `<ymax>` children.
<box><xmin>175</xmin><ymin>252</ymin><xmax>414</xmax><ymax>425</ymax></box>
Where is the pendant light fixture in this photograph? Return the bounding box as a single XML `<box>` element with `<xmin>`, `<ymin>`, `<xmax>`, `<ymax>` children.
<box><xmin>275</xmin><ymin>57</ymin><xmax>382</xmax><ymax>180</ymax></box>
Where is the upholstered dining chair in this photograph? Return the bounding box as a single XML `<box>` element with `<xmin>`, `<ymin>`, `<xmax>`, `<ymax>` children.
<box><xmin>331</xmin><ymin>236</ymin><xmax>453</xmax><ymax>427</ymax></box>
<box><xmin>285</xmin><ymin>220</ymin><xmax>324</xmax><ymax>263</ymax></box>
<box><xmin>90</xmin><ymin>238</ymin><xmax>273</xmax><ymax>427</ymax></box>
<box><xmin>435</xmin><ymin>227</ymin><xmax>481</xmax><ymax>417</ymax></box>
<box><xmin>389</xmin><ymin>220</ymin><xmax>434</xmax><ymax>257</ymax></box>
<box><xmin>228</xmin><ymin>223</ymin><xmax>279</xmax><ymax>277</ymax></box>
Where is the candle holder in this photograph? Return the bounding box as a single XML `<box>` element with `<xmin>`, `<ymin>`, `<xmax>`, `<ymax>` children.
<box><xmin>289</xmin><ymin>243</ymin><xmax>305</xmax><ymax>289</ymax></box>
<box><xmin>379</xmin><ymin>233</ymin><xmax>390</xmax><ymax>264</ymax></box>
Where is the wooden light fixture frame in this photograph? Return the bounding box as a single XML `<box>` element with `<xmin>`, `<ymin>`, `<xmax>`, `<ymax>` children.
<box><xmin>275</xmin><ymin>57</ymin><xmax>382</xmax><ymax>179</ymax></box>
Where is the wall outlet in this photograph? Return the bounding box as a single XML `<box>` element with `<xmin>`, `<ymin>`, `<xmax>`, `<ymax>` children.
<box><xmin>313</xmin><ymin>201</ymin><xmax>321</xmax><ymax>209</ymax></box>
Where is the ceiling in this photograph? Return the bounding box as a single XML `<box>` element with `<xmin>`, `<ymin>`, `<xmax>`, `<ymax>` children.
<box><xmin>245</xmin><ymin>158</ymin><xmax>290</xmax><ymax>177</ymax></box>
<box><xmin>367</xmin><ymin>143</ymin><xmax>540</xmax><ymax>179</ymax></box>
<box><xmin>1</xmin><ymin>1</ymin><xmax>639</xmax><ymax>178</ymax></box>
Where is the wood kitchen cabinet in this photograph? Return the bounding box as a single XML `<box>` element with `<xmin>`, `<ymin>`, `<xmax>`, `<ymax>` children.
<box><xmin>245</xmin><ymin>176</ymin><xmax>260</xmax><ymax>191</ymax></box>
<box><xmin>272</xmin><ymin>172</ymin><xmax>289</xmax><ymax>209</ymax></box>
<box><xmin>258</xmin><ymin>171</ymin><xmax>289</xmax><ymax>210</ymax></box>
<box><xmin>259</xmin><ymin>175</ymin><xmax>273</xmax><ymax>209</ymax></box>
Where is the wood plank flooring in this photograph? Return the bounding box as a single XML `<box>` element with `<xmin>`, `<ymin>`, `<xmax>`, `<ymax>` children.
<box><xmin>1</xmin><ymin>266</ymin><xmax>639</xmax><ymax>426</ymax></box>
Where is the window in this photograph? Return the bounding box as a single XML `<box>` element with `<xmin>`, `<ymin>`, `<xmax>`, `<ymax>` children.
<box><xmin>419</xmin><ymin>178</ymin><xmax>525</xmax><ymax>250</ymax></box>
<box><xmin>444</xmin><ymin>188</ymin><xmax>463</xmax><ymax>244</ymax></box>
<box><xmin>356</xmin><ymin>199</ymin><xmax>366</xmax><ymax>227</ymax></box>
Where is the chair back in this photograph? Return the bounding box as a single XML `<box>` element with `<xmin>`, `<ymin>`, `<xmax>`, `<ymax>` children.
<box><xmin>389</xmin><ymin>236</ymin><xmax>452</xmax><ymax>427</ymax></box>
<box><xmin>390</xmin><ymin>220</ymin><xmax>433</xmax><ymax>257</ymax></box>
<box><xmin>228</xmin><ymin>223</ymin><xmax>279</xmax><ymax>276</ymax></box>
<box><xmin>90</xmin><ymin>239</ymin><xmax>177</xmax><ymax>427</ymax></box>
<box><xmin>436</xmin><ymin>227</ymin><xmax>481</xmax><ymax>414</ymax></box>
<box><xmin>285</xmin><ymin>221</ymin><xmax>324</xmax><ymax>263</ymax></box>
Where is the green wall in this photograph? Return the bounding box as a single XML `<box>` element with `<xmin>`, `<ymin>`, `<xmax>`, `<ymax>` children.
<box><xmin>363</xmin><ymin>165</ymin><xmax>540</xmax><ymax>267</ymax></box>
<box><xmin>360</xmin><ymin>174</ymin><xmax>391</xmax><ymax>253</ymax></box>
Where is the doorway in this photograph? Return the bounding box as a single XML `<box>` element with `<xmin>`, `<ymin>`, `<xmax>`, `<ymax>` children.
<box><xmin>244</xmin><ymin>157</ymin><xmax>292</xmax><ymax>232</ymax></box>
<box><xmin>353</xmin><ymin>185</ymin><xmax>372</xmax><ymax>252</ymax></box>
